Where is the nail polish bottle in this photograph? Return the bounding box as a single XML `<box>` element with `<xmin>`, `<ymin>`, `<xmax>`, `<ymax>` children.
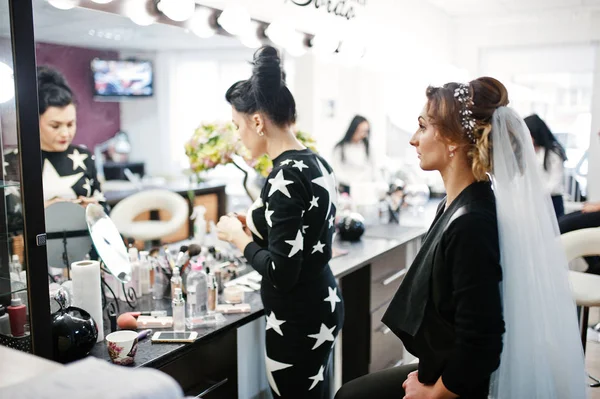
<box><xmin>7</xmin><ymin>298</ymin><xmax>26</xmax><ymax>337</ymax></box>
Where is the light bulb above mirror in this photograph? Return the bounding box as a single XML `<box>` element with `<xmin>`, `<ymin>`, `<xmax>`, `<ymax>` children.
<box><xmin>47</xmin><ymin>0</ymin><xmax>80</xmax><ymax>10</ymax></box>
<box><xmin>240</xmin><ymin>21</ymin><xmax>263</xmax><ymax>49</ymax></box>
<box><xmin>0</xmin><ymin>62</ymin><xmax>15</xmax><ymax>104</ymax></box>
<box><xmin>189</xmin><ymin>8</ymin><xmax>216</xmax><ymax>38</ymax></box>
<box><xmin>156</xmin><ymin>0</ymin><xmax>195</xmax><ymax>22</ymax></box>
<box><xmin>126</xmin><ymin>0</ymin><xmax>157</xmax><ymax>26</ymax></box>
<box><xmin>90</xmin><ymin>0</ymin><xmax>113</xmax><ymax>3</ymax></box>
<box><xmin>218</xmin><ymin>5</ymin><xmax>251</xmax><ymax>36</ymax></box>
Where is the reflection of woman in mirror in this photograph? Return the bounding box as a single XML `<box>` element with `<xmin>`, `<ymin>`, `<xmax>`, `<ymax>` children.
<box><xmin>5</xmin><ymin>66</ymin><xmax>106</xmax><ymax>212</ymax></box>
<box><xmin>331</xmin><ymin>115</ymin><xmax>376</xmax><ymax>194</ymax></box>
<box><xmin>216</xmin><ymin>46</ymin><xmax>344</xmax><ymax>399</ymax></box>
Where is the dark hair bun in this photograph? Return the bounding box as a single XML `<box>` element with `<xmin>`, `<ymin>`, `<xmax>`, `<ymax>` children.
<box><xmin>37</xmin><ymin>66</ymin><xmax>72</xmax><ymax>93</ymax></box>
<box><xmin>36</xmin><ymin>66</ymin><xmax>74</xmax><ymax>115</ymax></box>
<box><xmin>226</xmin><ymin>45</ymin><xmax>296</xmax><ymax>127</ymax></box>
<box><xmin>250</xmin><ymin>46</ymin><xmax>284</xmax><ymax>99</ymax></box>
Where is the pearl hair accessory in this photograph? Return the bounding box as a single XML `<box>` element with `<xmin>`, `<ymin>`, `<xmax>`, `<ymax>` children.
<box><xmin>454</xmin><ymin>84</ymin><xmax>476</xmax><ymax>143</ymax></box>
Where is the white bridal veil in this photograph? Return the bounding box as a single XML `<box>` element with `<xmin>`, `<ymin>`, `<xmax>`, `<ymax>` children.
<box><xmin>488</xmin><ymin>107</ymin><xmax>587</xmax><ymax>398</ymax></box>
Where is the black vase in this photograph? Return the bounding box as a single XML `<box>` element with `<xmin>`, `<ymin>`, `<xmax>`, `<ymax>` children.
<box><xmin>336</xmin><ymin>212</ymin><xmax>366</xmax><ymax>242</ymax></box>
<box><xmin>52</xmin><ymin>305</ymin><xmax>98</xmax><ymax>364</ymax></box>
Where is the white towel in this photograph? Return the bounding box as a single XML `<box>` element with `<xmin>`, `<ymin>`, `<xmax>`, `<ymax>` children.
<box><xmin>0</xmin><ymin>357</ymin><xmax>185</xmax><ymax>399</ymax></box>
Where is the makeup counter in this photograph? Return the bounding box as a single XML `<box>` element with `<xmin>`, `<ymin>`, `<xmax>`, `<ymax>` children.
<box><xmin>85</xmin><ymin>224</ymin><xmax>428</xmax><ymax>398</ymax></box>
<box><xmin>1</xmin><ymin>172</ymin><xmax>434</xmax><ymax>398</ymax></box>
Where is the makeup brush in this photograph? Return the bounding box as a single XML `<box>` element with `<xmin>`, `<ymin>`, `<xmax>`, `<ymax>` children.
<box><xmin>188</xmin><ymin>244</ymin><xmax>202</xmax><ymax>257</ymax></box>
<box><xmin>181</xmin><ymin>244</ymin><xmax>202</xmax><ymax>274</ymax></box>
<box><xmin>174</xmin><ymin>245</ymin><xmax>189</xmax><ymax>268</ymax></box>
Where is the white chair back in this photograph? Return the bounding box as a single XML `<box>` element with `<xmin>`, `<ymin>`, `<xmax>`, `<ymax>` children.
<box><xmin>561</xmin><ymin>228</ymin><xmax>600</xmax><ymax>261</ymax></box>
<box><xmin>110</xmin><ymin>189</ymin><xmax>188</xmax><ymax>241</ymax></box>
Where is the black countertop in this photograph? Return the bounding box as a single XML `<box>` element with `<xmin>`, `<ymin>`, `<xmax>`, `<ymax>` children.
<box><xmin>90</xmin><ymin>224</ymin><xmax>427</xmax><ymax>368</ymax></box>
<box><xmin>90</xmin><ymin>291</ymin><xmax>264</xmax><ymax>369</ymax></box>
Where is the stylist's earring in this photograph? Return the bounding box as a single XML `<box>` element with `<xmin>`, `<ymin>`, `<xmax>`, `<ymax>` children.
<box><xmin>257</xmin><ymin>130</ymin><xmax>264</xmax><ymax>137</ymax></box>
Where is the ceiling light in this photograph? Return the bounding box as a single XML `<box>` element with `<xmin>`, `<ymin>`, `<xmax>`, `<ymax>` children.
<box><xmin>265</xmin><ymin>19</ymin><xmax>294</xmax><ymax>48</ymax></box>
<box><xmin>311</xmin><ymin>33</ymin><xmax>340</xmax><ymax>56</ymax></box>
<box><xmin>156</xmin><ymin>0</ymin><xmax>195</xmax><ymax>22</ymax></box>
<box><xmin>90</xmin><ymin>0</ymin><xmax>113</xmax><ymax>3</ymax></box>
<box><xmin>240</xmin><ymin>21</ymin><xmax>262</xmax><ymax>49</ymax></box>
<box><xmin>47</xmin><ymin>0</ymin><xmax>79</xmax><ymax>10</ymax></box>
<box><xmin>189</xmin><ymin>8</ymin><xmax>216</xmax><ymax>38</ymax></box>
<box><xmin>338</xmin><ymin>39</ymin><xmax>367</xmax><ymax>64</ymax></box>
<box><xmin>285</xmin><ymin>31</ymin><xmax>308</xmax><ymax>58</ymax></box>
<box><xmin>218</xmin><ymin>5</ymin><xmax>251</xmax><ymax>35</ymax></box>
<box><xmin>0</xmin><ymin>62</ymin><xmax>14</xmax><ymax>104</ymax></box>
<box><xmin>125</xmin><ymin>0</ymin><xmax>157</xmax><ymax>26</ymax></box>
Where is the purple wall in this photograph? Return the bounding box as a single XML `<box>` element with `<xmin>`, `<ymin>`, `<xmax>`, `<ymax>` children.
<box><xmin>35</xmin><ymin>42</ymin><xmax>121</xmax><ymax>150</ymax></box>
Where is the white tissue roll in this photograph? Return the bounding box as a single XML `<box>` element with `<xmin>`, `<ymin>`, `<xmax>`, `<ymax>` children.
<box><xmin>71</xmin><ymin>260</ymin><xmax>104</xmax><ymax>342</ymax></box>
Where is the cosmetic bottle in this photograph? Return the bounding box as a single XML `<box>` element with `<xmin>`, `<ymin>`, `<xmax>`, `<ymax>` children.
<box><xmin>9</xmin><ymin>255</ymin><xmax>22</xmax><ymax>280</ymax></box>
<box><xmin>172</xmin><ymin>288</ymin><xmax>185</xmax><ymax>332</ymax></box>
<box><xmin>152</xmin><ymin>260</ymin><xmax>167</xmax><ymax>300</ymax></box>
<box><xmin>207</xmin><ymin>272</ymin><xmax>217</xmax><ymax>312</ymax></box>
<box><xmin>128</xmin><ymin>247</ymin><xmax>142</xmax><ymax>295</ymax></box>
<box><xmin>139</xmin><ymin>251</ymin><xmax>151</xmax><ymax>295</ymax></box>
<box><xmin>171</xmin><ymin>267</ymin><xmax>182</xmax><ymax>298</ymax></box>
<box><xmin>185</xmin><ymin>262</ymin><xmax>207</xmax><ymax>317</ymax></box>
<box><xmin>7</xmin><ymin>298</ymin><xmax>26</xmax><ymax>337</ymax></box>
<box><xmin>0</xmin><ymin>305</ymin><xmax>10</xmax><ymax>335</ymax></box>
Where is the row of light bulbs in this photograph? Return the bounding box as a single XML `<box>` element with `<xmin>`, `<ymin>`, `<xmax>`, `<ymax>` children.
<box><xmin>47</xmin><ymin>0</ymin><xmax>366</xmax><ymax>60</ymax></box>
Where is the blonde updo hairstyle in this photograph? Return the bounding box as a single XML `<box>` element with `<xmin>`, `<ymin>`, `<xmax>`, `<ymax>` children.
<box><xmin>425</xmin><ymin>77</ymin><xmax>509</xmax><ymax>181</ymax></box>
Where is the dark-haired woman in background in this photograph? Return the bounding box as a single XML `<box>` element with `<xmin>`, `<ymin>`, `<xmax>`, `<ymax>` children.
<box><xmin>524</xmin><ymin>114</ymin><xmax>567</xmax><ymax>218</ymax></box>
<box><xmin>332</xmin><ymin>115</ymin><xmax>376</xmax><ymax>194</ymax></box>
<box><xmin>4</xmin><ymin>66</ymin><xmax>106</xmax><ymax>210</ymax></box>
<box><xmin>216</xmin><ymin>46</ymin><xmax>344</xmax><ymax>399</ymax></box>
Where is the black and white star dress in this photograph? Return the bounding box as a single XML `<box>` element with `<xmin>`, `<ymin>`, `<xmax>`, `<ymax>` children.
<box><xmin>244</xmin><ymin>148</ymin><xmax>345</xmax><ymax>399</ymax></box>
<box><xmin>3</xmin><ymin>145</ymin><xmax>107</xmax><ymax>233</ymax></box>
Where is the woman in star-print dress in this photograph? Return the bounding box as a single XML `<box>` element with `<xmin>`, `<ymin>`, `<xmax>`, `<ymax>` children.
<box><xmin>217</xmin><ymin>46</ymin><xmax>344</xmax><ymax>399</ymax></box>
<box><xmin>3</xmin><ymin>66</ymin><xmax>106</xmax><ymax>234</ymax></box>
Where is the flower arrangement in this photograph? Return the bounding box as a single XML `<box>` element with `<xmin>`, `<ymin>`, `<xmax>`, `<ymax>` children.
<box><xmin>185</xmin><ymin>122</ymin><xmax>319</xmax><ymax>179</ymax></box>
<box><xmin>184</xmin><ymin>122</ymin><xmax>244</xmax><ymax>174</ymax></box>
<box><xmin>249</xmin><ymin>130</ymin><xmax>319</xmax><ymax>177</ymax></box>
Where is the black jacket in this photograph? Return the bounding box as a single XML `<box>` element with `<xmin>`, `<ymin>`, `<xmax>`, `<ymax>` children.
<box><xmin>382</xmin><ymin>181</ymin><xmax>505</xmax><ymax>398</ymax></box>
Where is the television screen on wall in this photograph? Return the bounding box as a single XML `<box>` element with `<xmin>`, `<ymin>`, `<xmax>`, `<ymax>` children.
<box><xmin>91</xmin><ymin>59</ymin><xmax>153</xmax><ymax>98</ymax></box>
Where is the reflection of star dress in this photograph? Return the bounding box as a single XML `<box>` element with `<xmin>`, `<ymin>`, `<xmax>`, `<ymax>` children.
<box><xmin>3</xmin><ymin>145</ymin><xmax>108</xmax><ymax>233</ymax></box>
<box><xmin>244</xmin><ymin>149</ymin><xmax>344</xmax><ymax>398</ymax></box>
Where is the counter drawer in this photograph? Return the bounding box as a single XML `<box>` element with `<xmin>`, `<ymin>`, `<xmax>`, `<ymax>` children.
<box><xmin>370</xmin><ymin>265</ymin><xmax>407</xmax><ymax>312</ymax></box>
<box><xmin>370</xmin><ymin>317</ymin><xmax>404</xmax><ymax>373</ymax></box>
<box><xmin>157</xmin><ymin>329</ymin><xmax>237</xmax><ymax>398</ymax></box>
<box><xmin>370</xmin><ymin>245</ymin><xmax>407</xmax><ymax>283</ymax></box>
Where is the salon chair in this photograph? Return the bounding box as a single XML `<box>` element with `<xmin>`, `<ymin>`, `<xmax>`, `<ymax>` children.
<box><xmin>562</xmin><ymin>227</ymin><xmax>600</xmax><ymax>387</ymax></box>
<box><xmin>110</xmin><ymin>189</ymin><xmax>188</xmax><ymax>244</ymax></box>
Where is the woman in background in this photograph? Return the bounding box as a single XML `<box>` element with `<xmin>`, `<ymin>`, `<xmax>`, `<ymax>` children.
<box><xmin>4</xmin><ymin>66</ymin><xmax>106</xmax><ymax>210</ymax></box>
<box><xmin>524</xmin><ymin>114</ymin><xmax>567</xmax><ymax>218</ymax></box>
<box><xmin>216</xmin><ymin>46</ymin><xmax>343</xmax><ymax>399</ymax></box>
<box><xmin>332</xmin><ymin>115</ymin><xmax>377</xmax><ymax>194</ymax></box>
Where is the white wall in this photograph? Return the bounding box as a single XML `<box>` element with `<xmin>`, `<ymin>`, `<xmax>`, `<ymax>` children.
<box><xmin>452</xmin><ymin>11</ymin><xmax>600</xmax><ymax>200</ymax></box>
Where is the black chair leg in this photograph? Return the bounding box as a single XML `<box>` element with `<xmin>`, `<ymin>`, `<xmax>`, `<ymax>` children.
<box><xmin>581</xmin><ymin>306</ymin><xmax>589</xmax><ymax>353</ymax></box>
